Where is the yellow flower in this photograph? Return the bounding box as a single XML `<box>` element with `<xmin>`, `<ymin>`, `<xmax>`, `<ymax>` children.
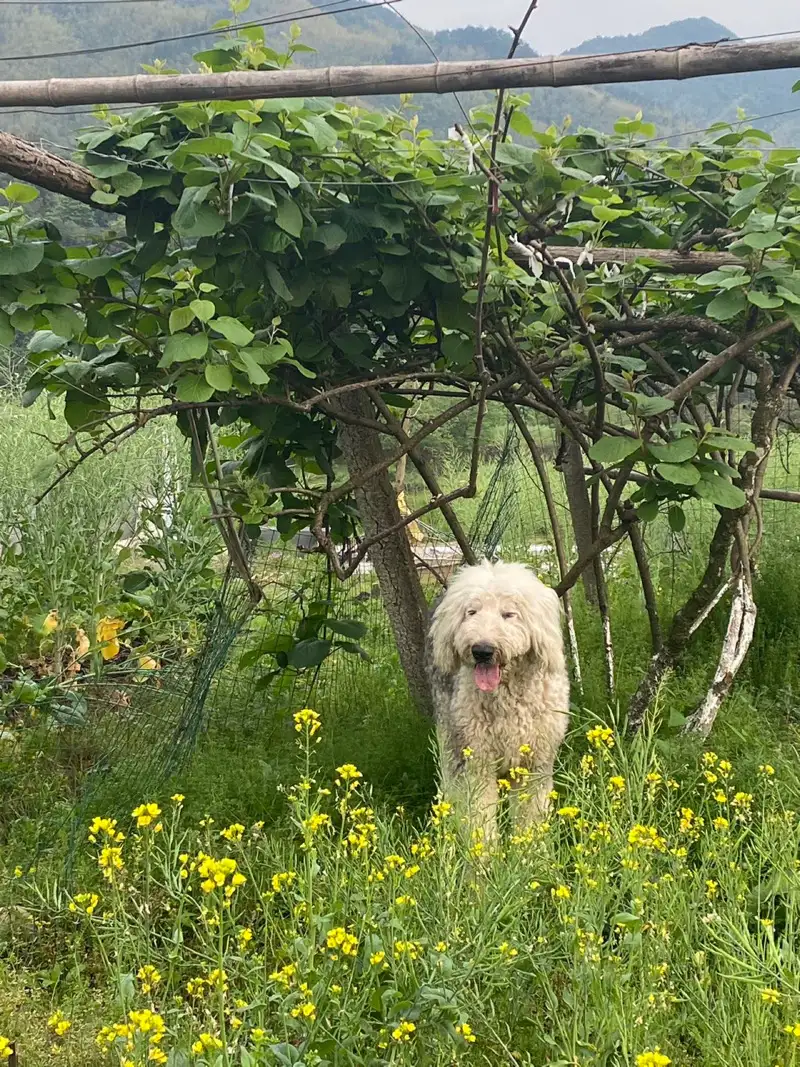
<box><xmin>132</xmin><ymin>803</ymin><xmax>162</xmax><ymax>829</ymax></box>
<box><xmin>170</xmin><ymin>793</ymin><xmax>185</xmax><ymax>804</ymax></box>
<box><xmin>370</xmin><ymin>951</ymin><xmax>386</xmax><ymax>967</ymax></box>
<box><xmin>336</xmin><ymin>763</ymin><xmax>362</xmax><ymax>781</ymax></box>
<box><xmin>42</xmin><ymin>609</ymin><xmax>59</xmax><ymax>635</ymax></box>
<box><xmin>498</xmin><ymin>941</ymin><xmax>518</xmax><ymax>958</ymax></box>
<box><xmin>220</xmin><ymin>823</ymin><xmax>245</xmax><ymax>842</ymax></box>
<box><xmin>713</xmin><ymin>816</ymin><xmax>729</xmax><ymax>831</ymax></box>
<box><xmin>98</xmin><ymin>846</ymin><xmax>124</xmax><ymax>882</ymax></box>
<box><xmin>628</xmin><ymin>824</ymin><xmax>667</xmax><ymax>851</ymax></box>
<box><xmin>384</xmin><ymin>854</ymin><xmax>406</xmax><ymax>871</ymax></box>
<box><xmin>759</xmin><ymin>763</ymin><xmax>776</xmax><ymax>776</ymax></box>
<box><xmin>290</xmin><ymin>985</ymin><xmax>317</xmax><ymax>1021</ymax></box>
<box><xmin>149</xmin><ymin>1050</ymin><xmax>167</xmax><ymax>1065</ymax></box>
<box><xmin>558</xmin><ymin>806</ymin><xmax>580</xmax><ymax>819</ymax></box>
<box><xmin>732</xmin><ymin>792</ymin><xmax>753</xmax><ymax>810</ymax></box>
<box><xmin>391</xmin><ymin>1021</ymin><xmax>416</xmax><ymax>1043</ymax></box>
<box><xmin>586</xmin><ymin>725</ymin><xmax>614</xmax><ymax>749</ymax></box>
<box><xmin>47</xmin><ymin>1012</ymin><xmax>71</xmax><ymax>1038</ymax></box>
<box><xmin>137</xmin><ymin>965</ymin><xmax>162</xmax><ymax>993</ymax></box>
<box><xmin>552</xmin><ymin>884</ymin><xmax>572</xmax><ymax>901</ymax></box>
<box><xmin>88</xmin><ymin>816</ymin><xmax>124</xmax><ymax>844</ymax></box>
<box><xmin>0</xmin><ymin>1038</ymin><xmax>12</xmax><ymax>1061</ymax></box>
<box><xmin>714</xmin><ymin>791</ymin><xmax>728</xmax><ymax>804</ymax></box>
<box><xmin>192</xmin><ymin>1034</ymin><xmax>224</xmax><ymax>1054</ymax></box>
<box><xmin>761</xmin><ymin>987</ymin><xmax>780</xmax><ymax>1004</ymax></box>
<box><xmin>784</xmin><ymin>1021</ymin><xmax>800</xmax><ymax>1039</ymax></box>
<box><xmin>462</xmin><ymin>747</ymin><xmax>474</xmax><ymax>760</ymax></box>
<box><xmin>431</xmin><ymin>801</ymin><xmax>453</xmax><ymax>824</ymax></box>
<box><xmin>717</xmin><ymin>759</ymin><xmax>732</xmax><ymax>778</ymax></box>
<box><xmin>706</xmin><ymin>880</ymin><xmax>718</xmax><ymax>899</ymax></box>
<box><xmin>302</xmin><ymin>813</ymin><xmax>331</xmax><ymax>837</ymax></box>
<box><xmin>395</xmin><ymin>894</ymin><xmax>417</xmax><ymax>907</ymax></box>
<box><xmin>580</xmin><ymin>753</ymin><xmax>596</xmax><ymax>775</ymax></box>
<box><xmin>271</xmin><ymin>870</ymin><xmax>297</xmax><ymax>893</ymax></box>
<box><xmin>702</xmin><ymin>751</ymin><xmax>718</xmax><ymax>767</ymax></box>
<box><xmin>456</xmin><ymin>1022</ymin><xmax>477</xmax><ymax>1044</ymax></box>
<box><xmin>636</xmin><ymin>1049</ymin><xmax>671</xmax><ymax>1067</ymax></box>
<box><xmin>96</xmin><ymin>616</ymin><xmax>125</xmax><ymax>660</ymax></box>
<box><xmin>394</xmin><ymin>940</ymin><xmax>423</xmax><ymax>960</ymax></box>
<box><xmin>519</xmin><ymin>743</ymin><xmax>532</xmax><ymax>756</ymax></box>
<box><xmin>293</xmin><ymin>707</ymin><xmax>321</xmax><ymax>736</ymax></box>
<box><xmin>69</xmin><ymin>892</ymin><xmax>100</xmax><ymax>915</ymax></box>
<box><xmin>196</xmin><ymin>853</ymin><xmax>245</xmax><ymax>894</ymax></box>
<box><xmin>607</xmin><ymin>776</ymin><xmax>626</xmax><ymax>794</ymax></box>
<box><xmin>269</xmin><ymin>963</ymin><xmax>296</xmax><ymax>988</ymax></box>
<box><xmin>238</xmin><ymin>927</ymin><xmax>253</xmax><ymax>949</ymax></box>
<box><xmin>326</xmin><ymin>927</ymin><xmax>358</xmax><ymax>957</ymax></box>
<box><xmin>435</xmin><ymin>941</ymin><xmax>448</xmax><ymax>952</ymax></box>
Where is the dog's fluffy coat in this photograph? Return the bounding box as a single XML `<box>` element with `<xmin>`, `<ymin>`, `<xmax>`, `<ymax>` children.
<box><xmin>427</xmin><ymin>560</ymin><xmax>569</xmax><ymax>842</ymax></box>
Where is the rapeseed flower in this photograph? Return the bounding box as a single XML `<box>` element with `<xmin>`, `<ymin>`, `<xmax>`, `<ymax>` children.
<box><xmin>391</xmin><ymin>1021</ymin><xmax>416</xmax><ymax>1042</ymax></box>
<box><xmin>636</xmin><ymin>1050</ymin><xmax>671</xmax><ymax>1067</ymax></box>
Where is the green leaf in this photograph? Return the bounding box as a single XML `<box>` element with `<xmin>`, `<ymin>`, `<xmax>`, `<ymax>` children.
<box><xmin>637</xmin><ymin>499</ymin><xmax>659</xmax><ymax>523</ymax></box>
<box><xmin>170</xmin><ymin>306</ymin><xmax>196</xmax><ymax>334</ymax></box>
<box><xmin>646</xmin><ymin>437</ymin><xmax>698</xmax><ymax>464</ymax></box>
<box><xmin>694</xmin><ymin>474</ymin><xmax>747</xmax><ymax>509</ymax></box>
<box><xmin>235</xmin><ymin>350</ymin><xmax>270</xmax><ymax>385</ymax></box>
<box><xmin>592</xmin><ymin>204</ymin><xmax>634</xmax><ymax>222</ymax></box>
<box><xmin>263</xmin><ymin>158</ymin><xmax>301</xmax><ymax>189</ymax></box>
<box><xmin>265</xmin><ymin>261</ymin><xmax>293</xmax><ymax>302</ymax></box>
<box><xmin>182</xmin><ymin>134</ymin><xmax>235</xmax><ymax>156</ymax></box>
<box><xmin>190</xmin><ymin>298</ymin><xmax>216</xmax><ymax>323</ymax></box>
<box><xmin>91</xmin><ymin>189</ymin><xmax>120</xmax><ymax>206</ymax></box>
<box><xmin>326</xmin><ymin>619</ymin><xmax>368</xmax><ymax>640</ymax></box>
<box><xmin>213</xmin><ymin>316</ymin><xmax>254</xmax><ymax>345</ymax></box>
<box><xmin>45</xmin><ymin>307</ymin><xmax>84</xmax><ymax>340</ymax></box>
<box><xmin>112</xmin><ymin>171</ymin><xmax>143</xmax><ymax>197</ymax></box>
<box><xmin>747</xmin><ymin>290</ymin><xmax>784</xmax><ymax>309</ymax></box>
<box><xmin>706</xmin><ymin>289</ymin><xmax>747</xmax><ymax>321</ymax></box>
<box><xmin>668</xmin><ymin>506</ymin><xmax>686</xmax><ymax>533</ymax></box>
<box><xmin>205</xmin><ymin>364</ymin><xmax>233</xmax><ymax>392</ymax></box>
<box><xmin>633</xmin><ymin>396</ymin><xmax>674</xmax><ymax>417</ymax></box>
<box><xmin>175</xmin><ymin>374</ymin><xmax>215</xmax><ymax>403</ymax></box>
<box><xmin>655</xmin><ymin>462</ymin><xmax>700</xmax><ymax>486</ymax></box>
<box><xmin>703</xmin><ymin>432</ymin><xmax>755</xmax><ymax>453</ymax></box>
<box><xmin>0</xmin><ymin>243</ymin><xmax>44</xmax><ymax>276</ymax></box>
<box><xmin>738</xmin><ymin>230</ymin><xmax>783</xmax><ymax>250</ymax></box>
<box><xmin>287</xmin><ymin>639</ymin><xmax>332</xmax><ymax>669</ymax></box>
<box><xmin>159</xmin><ymin>332</ymin><xmax>208</xmax><ymax>368</ymax></box>
<box><xmin>119</xmin><ymin>132</ymin><xmax>155</xmax><ymax>151</ymax></box>
<box><xmin>588</xmin><ymin>435</ymin><xmax>641</xmax><ymax>465</ymax></box>
<box><xmin>2</xmin><ymin>183</ymin><xmax>38</xmax><ymax>204</ymax></box>
<box><xmin>314</xmin><ymin>223</ymin><xmax>347</xmax><ymax>251</ymax></box>
<box><xmin>173</xmin><ymin>185</ymin><xmax>225</xmax><ymax>238</ymax></box>
<box><xmin>275</xmin><ymin>197</ymin><xmax>303</xmax><ymax>238</ymax></box>
<box><xmin>0</xmin><ymin>309</ymin><xmax>12</xmax><ymax>347</ymax></box>
<box><xmin>68</xmin><ymin>253</ymin><xmax>126</xmax><ymax>279</ymax></box>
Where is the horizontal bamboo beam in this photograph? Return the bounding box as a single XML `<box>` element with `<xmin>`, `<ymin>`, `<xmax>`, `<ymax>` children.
<box><xmin>0</xmin><ymin>38</ymin><xmax>799</xmax><ymax>109</ymax></box>
<box><xmin>544</xmin><ymin>246</ymin><xmax>744</xmax><ymax>273</ymax></box>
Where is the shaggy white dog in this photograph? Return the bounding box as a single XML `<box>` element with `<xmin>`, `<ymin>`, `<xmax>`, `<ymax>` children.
<box><xmin>427</xmin><ymin>560</ymin><xmax>570</xmax><ymax>844</ymax></box>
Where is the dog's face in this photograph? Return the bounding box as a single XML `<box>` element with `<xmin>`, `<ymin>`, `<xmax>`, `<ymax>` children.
<box><xmin>429</xmin><ymin>561</ymin><xmax>563</xmax><ymax>693</ymax></box>
<box><xmin>451</xmin><ymin>589</ymin><xmax>533</xmax><ymax>692</ymax></box>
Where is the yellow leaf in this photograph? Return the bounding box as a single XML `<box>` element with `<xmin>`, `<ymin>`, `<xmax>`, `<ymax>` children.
<box><xmin>139</xmin><ymin>656</ymin><xmax>160</xmax><ymax>671</ymax></box>
<box><xmin>100</xmin><ymin>639</ymin><xmax>121</xmax><ymax>662</ymax></box>
<box><xmin>96</xmin><ymin>616</ymin><xmax>125</xmax><ymax>660</ymax></box>
<box><xmin>42</xmin><ymin>609</ymin><xmax>59</xmax><ymax>635</ymax></box>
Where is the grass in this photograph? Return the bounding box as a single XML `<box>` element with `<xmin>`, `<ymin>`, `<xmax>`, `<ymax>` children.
<box><xmin>2</xmin><ymin>401</ymin><xmax>800</xmax><ymax>1064</ymax></box>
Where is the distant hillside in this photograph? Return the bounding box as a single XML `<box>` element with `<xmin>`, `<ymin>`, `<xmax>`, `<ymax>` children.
<box><xmin>568</xmin><ymin>18</ymin><xmax>800</xmax><ymax>144</ymax></box>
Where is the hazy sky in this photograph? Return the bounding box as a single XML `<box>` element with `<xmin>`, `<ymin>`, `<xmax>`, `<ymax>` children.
<box><xmin>399</xmin><ymin>0</ymin><xmax>797</xmax><ymax>54</ymax></box>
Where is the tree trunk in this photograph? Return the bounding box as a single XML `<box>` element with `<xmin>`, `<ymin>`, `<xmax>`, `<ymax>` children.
<box><xmin>560</xmin><ymin>436</ymin><xmax>599</xmax><ymax>605</ymax></box>
<box><xmin>335</xmin><ymin>390</ymin><xmax>433</xmax><ymax>717</ymax></box>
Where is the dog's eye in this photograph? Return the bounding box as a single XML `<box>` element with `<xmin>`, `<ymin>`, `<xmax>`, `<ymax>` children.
<box><xmin>466</xmin><ymin>609</ymin><xmax>477</xmax><ymax>617</ymax></box>
<box><xmin>502</xmin><ymin>611</ymin><xmax>517</xmax><ymax>620</ymax></box>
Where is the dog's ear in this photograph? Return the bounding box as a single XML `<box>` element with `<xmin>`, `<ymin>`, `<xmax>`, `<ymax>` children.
<box><xmin>522</xmin><ymin>585</ymin><xmax>566</xmax><ymax>675</ymax></box>
<box><xmin>428</xmin><ymin>595</ymin><xmax>460</xmax><ymax>675</ymax></box>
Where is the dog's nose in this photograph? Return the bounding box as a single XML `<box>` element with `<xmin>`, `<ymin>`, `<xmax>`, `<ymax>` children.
<box><xmin>471</xmin><ymin>642</ymin><xmax>496</xmax><ymax>663</ymax></box>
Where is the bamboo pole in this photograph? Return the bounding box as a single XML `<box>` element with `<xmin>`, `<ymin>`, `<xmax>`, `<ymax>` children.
<box><xmin>0</xmin><ymin>38</ymin><xmax>799</xmax><ymax>109</ymax></box>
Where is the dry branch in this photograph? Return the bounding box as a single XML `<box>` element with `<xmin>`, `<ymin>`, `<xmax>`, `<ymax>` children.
<box><xmin>2</xmin><ymin>38</ymin><xmax>800</xmax><ymax>107</ymax></box>
<box><xmin>0</xmin><ymin>130</ymin><xmax>102</xmax><ymax>205</ymax></box>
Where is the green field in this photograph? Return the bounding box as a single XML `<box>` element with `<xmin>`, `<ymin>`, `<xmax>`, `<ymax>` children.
<box><xmin>2</xmin><ymin>401</ymin><xmax>800</xmax><ymax>1066</ymax></box>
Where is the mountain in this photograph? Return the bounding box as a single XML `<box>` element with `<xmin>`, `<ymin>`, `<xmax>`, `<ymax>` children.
<box><xmin>567</xmin><ymin>18</ymin><xmax>800</xmax><ymax>144</ymax></box>
<box><xmin>0</xmin><ymin>4</ymin><xmax>797</xmax><ymax>154</ymax></box>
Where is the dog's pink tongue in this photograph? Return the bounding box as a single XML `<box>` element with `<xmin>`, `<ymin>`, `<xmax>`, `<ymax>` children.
<box><xmin>474</xmin><ymin>663</ymin><xmax>501</xmax><ymax>693</ymax></box>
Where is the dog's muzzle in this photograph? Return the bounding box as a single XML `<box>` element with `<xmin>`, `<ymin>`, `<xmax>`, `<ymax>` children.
<box><xmin>471</xmin><ymin>643</ymin><xmax>501</xmax><ymax>693</ymax></box>
<box><xmin>471</xmin><ymin>642</ymin><xmax>497</xmax><ymax>664</ymax></box>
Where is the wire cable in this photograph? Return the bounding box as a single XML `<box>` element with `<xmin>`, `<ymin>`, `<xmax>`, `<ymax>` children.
<box><xmin>0</xmin><ymin>0</ymin><xmax>402</xmax><ymax>62</ymax></box>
